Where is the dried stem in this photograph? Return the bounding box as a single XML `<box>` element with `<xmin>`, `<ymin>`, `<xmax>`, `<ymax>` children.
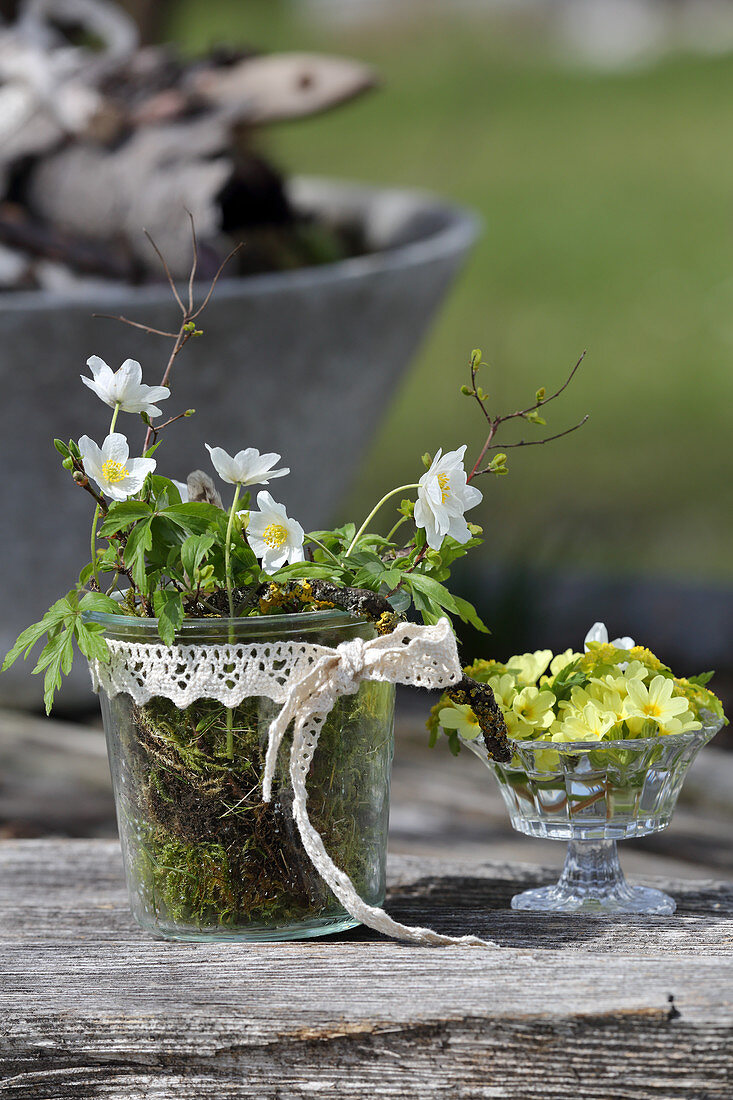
<box><xmin>190</xmin><ymin>243</ymin><xmax>242</xmax><ymax>320</ymax></box>
<box><xmin>92</xmin><ymin>314</ymin><xmax>178</xmax><ymax>339</ymax></box>
<box><xmin>143</xmin><ymin>227</ymin><xmax>186</xmax><ymax>315</ymax></box>
<box><xmin>186</xmin><ymin>208</ymin><xmax>198</xmax><ymax>315</ymax></box>
<box><xmin>95</xmin><ymin>220</ymin><xmax>241</xmax><ymax>453</ymax></box>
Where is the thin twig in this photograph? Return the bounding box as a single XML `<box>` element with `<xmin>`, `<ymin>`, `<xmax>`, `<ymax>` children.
<box><xmin>501</xmin><ymin>350</ymin><xmax>587</xmax><ymax>424</ymax></box>
<box><xmin>190</xmin><ymin>243</ymin><xmax>243</xmax><ymax>320</ymax></box>
<box><xmin>143</xmin><ymin>323</ymin><xmax>191</xmax><ymax>452</ymax></box>
<box><xmin>149</xmin><ymin>408</ymin><xmax>193</xmax><ymax>447</ymax></box>
<box><xmin>472</xmin><ymin>415</ymin><xmax>589</xmax><ymax>474</ymax></box>
<box><xmin>154</xmin><ymin>410</ymin><xmax>192</xmax><ymax>434</ymax></box>
<box><xmin>92</xmin><ymin>314</ymin><xmax>178</xmax><ymax>338</ymax></box>
<box><xmin>467</xmin><ymin>350</ymin><xmax>587</xmax><ymax>482</ymax></box>
<box><xmin>143</xmin><ymin>227</ymin><xmax>186</xmax><ymax>315</ymax></box>
<box><xmin>185</xmin><ymin>208</ymin><xmax>198</xmax><ymax>315</ymax></box>
<box><xmin>73</xmin><ymin>474</ymin><xmax>108</xmax><ymax>513</ymax></box>
<box><xmin>470</xmin><ymin>353</ymin><xmax>492</xmax><ymax>427</ymax></box>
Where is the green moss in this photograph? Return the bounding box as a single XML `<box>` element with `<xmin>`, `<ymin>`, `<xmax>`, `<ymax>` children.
<box><xmin>120</xmin><ymin>684</ymin><xmax>393</xmax><ymax>931</ymax></box>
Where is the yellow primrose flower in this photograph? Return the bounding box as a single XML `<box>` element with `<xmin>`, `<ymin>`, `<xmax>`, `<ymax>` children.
<box><xmin>504</xmin><ymin>709</ymin><xmax>536</xmax><ymax>741</ymax></box>
<box><xmin>590</xmin><ymin>661</ymin><xmax>647</xmax><ymax>699</ymax></box>
<box><xmin>663</xmin><ymin>713</ymin><xmax>704</xmax><ymax>735</ymax></box>
<box><xmin>512</xmin><ymin>686</ymin><xmax>556</xmax><ymax>729</ymax></box>
<box><xmin>438</xmin><ymin>703</ymin><xmax>482</xmax><ymax>741</ymax></box>
<box><xmin>487</xmin><ymin>673</ymin><xmax>518</xmax><ymax>710</ymax></box>
<box><xmin>555</xmin><ymin>702</ymin><xmax>616</xmax><ymax>743</ymax></box>
<box><xmin>550</xmin><ymin>649</ymin><xmax>581</xmax><ymax>677</ymax></box>
<box><xmin>566</xmin><ymin>684</ymin><xmax>625</xmax><ymax>724</ymax></box>
<box><xmin>506</xmin><ymin>650</ymin><xmax>552</xmax><ymax>686</ymax></box>
<box><xmin>623</xmin><ymin>675</ymin><xmax>695</xmax><ymax>735</ymax></box>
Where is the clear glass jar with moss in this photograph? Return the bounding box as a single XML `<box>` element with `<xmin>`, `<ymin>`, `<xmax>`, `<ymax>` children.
<box><xmin>84</xmin><ymin>608</ymin><xmax>395</xmax><ymax>942</ymax></box>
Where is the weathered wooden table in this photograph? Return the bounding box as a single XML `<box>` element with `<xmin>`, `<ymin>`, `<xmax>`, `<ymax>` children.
<box><xmin>1</xmin><ymin>840</ymin><xmax>732</xmax><ymax>1098</ymax></box>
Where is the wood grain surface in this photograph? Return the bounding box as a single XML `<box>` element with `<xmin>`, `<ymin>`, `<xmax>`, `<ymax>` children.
<box><xmin>1</xmin><ymin>839</ymin><xmax>732</xmax><ymax>1099</ymax></box>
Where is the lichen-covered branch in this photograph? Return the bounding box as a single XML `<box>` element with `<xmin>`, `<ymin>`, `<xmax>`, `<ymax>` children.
<box><xmin>446</xmin><ymin>676</ymin><xmax>511</xmax><ymax>762</ymax></box>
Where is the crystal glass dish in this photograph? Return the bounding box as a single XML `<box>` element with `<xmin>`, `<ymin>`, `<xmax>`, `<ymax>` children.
<box><xmin>463</xmin><ymin>718</ymin><xmax>723</xmax><ymax>914</ymax></box>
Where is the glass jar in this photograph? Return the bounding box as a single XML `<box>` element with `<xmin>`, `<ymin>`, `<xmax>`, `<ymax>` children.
<box><xmin>84</xmin><ymin>609</ymin><xmax>395</xmax><ymax>942</ymax></box>
<box><xmin>463</xmin><ymin>720</ymin><xmax>723</xmax><ymax>914</ymax></box>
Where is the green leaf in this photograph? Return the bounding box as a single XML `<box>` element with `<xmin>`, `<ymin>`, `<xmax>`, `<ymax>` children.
<box><xmin>688</xmin><ymin>671</ymin><xmax>715</xmax><ymax>687</ymax></box>
<box><xmin>550</xmin><ymin>659</ymin><xmax>584</xmax><ymax>702</ymax></box>
<box><xmin>181</xmin><ymin>534</ymin><xmax>215</xmax><ymax>579</ymax></box>
<box><xmin>99</xmin><ymin>501</ymin><xmax>153</xmax><ymax>537</ymax></box>
<box><xmin>2</xmin><ymin>597</ymin><xmax>73</xmax><ymax>671</ymax></box>
<box><xmin>161</xmin><ymin>502</ymin><xmax>225</xmax><ymax>535</ymax></box>
<box><xmin>408</xmin><ymin>582</ymin><xmax>443</xmax><ymax>626</ymax></box>
<box><xmin>78</xmin><ymin>562</ymin><xmax>95</xmax><ymax>587</ymax></box>
<box><xmin>79</xmin><ymin>593</ymin><xmax>120</xmax><ymax>615</ymax></box>
<box><xmin>153</xmin><ymin>589</ymin><xmax>185</xmax><ymax>646</ymax></box>
<box><xmin>407</xmin><ymin>573</ymin><xmax>460</xmax><ymax>614</ymax></box>
<box><xmin>378</xmin><ymin>569</ymin><xmax>402</xmax><ymax>590</ymax></box>
<box><xmin>74</xmin><ymin>620</ymin><xmax>109</xmax><ymax>664</ymax></box>
<box><xmin>32</xmin><ymin>628</ymin><xmax>75</xmax><ymax>714</ymax></box>
<box><xmin>451</xmin><ymin>594</ymin><xmax>489</xmax><ymax>633</ymax></box>
<box><xmin>124</xmin><ymin>518</ymin><xmax>153</xmax><ymax>589</ymax></box>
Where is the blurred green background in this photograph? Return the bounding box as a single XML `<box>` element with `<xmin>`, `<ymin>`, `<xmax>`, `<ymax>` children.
<box><xmin>165</xmin><ymin>0</ymin><xmax>732</xmax><ymax>590</ymax></box>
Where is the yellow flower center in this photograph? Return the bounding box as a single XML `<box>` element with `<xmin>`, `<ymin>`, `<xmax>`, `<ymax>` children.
<box><xmin>263</xmin><ymin>523</ymin><xmax>288</xmax><ymax>549</ymax></box>
<box><xmin>437</xmin><ymin>471</ymin><xmax>450</xmax><ymax>502</ymax></box>
<box><xmin>102</xmin><ymin>460</ymin><xmax>129</xmax><ymax>484</ymax></box>
<box><xmin>643</xmin><ymin>703</ymin><xmax>662</xmax><ymax>718</ymax></box>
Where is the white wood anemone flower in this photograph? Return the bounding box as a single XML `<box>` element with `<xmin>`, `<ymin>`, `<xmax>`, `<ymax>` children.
<box><xmin>245</xmin><ymin>491</ymin><xmax>305</xmax><ymax>572</ymax></box>
<box><xmin>584</xmin><ymin>622</ymin><xmax>635</xmax><ymax>651</ymax></box>
<box><xmin>78</xmin><ymin>433</ymin><xmax>156</xmax><ymax>502</ymax></box>
<box><xmin>205</xmin><ymin>445</ymin><xmax>289</xmax><ymax>487</ymax></box>
<box><xmin>414</xmin><ymin>445</ymin><xmax>483</xmax><ymax>551</ymax></box>
<box><xmin>81</xmin><ymin>356</ymin><xmax>170</xmax><ymax>417</ymax></box>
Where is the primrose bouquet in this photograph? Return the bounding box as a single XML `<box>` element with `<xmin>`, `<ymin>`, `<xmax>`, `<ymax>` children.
<box><xmin>431</xmin><ymin>621</ymin><xmax>726</xmax><ymax>757</ymax></box>
<box><xmin>430</xmin><ymin>622</ymin><xmax>727</xmax><ymax>916</ymax></box>
<box><xmin>2</xmin><ymin>233</ymin><xmax>588</xmax><ymax>942</ymax></box>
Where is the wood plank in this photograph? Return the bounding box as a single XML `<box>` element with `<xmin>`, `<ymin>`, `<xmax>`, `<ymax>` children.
<box><xmin>1</xmin><ymin>840</ymin><xmax>732</xmax><ymax>1099</ymax></box>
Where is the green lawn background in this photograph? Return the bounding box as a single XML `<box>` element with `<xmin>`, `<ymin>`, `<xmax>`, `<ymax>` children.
<box><xmin>171</xmin><ymin>2</ymin><xmax>733</xmax><ymax>583</ymax></box>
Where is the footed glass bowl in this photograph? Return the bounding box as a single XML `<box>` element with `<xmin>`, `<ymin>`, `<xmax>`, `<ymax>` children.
<box><xmin>463</xmin><ymin>719</ymin><xmax>723</xmax><ymax>915</ymax></box>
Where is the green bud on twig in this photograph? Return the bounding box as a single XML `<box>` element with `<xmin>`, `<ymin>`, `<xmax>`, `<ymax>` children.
<box><xmin>470</xmin><ymin>348</ymin><xmax>482</xmax><ymax>370</ymax></box>
<box><xmin>421</xmin><ymin>453</ymin><xmax>432</xmax><ymax>470</ymax></box>
<box><xmin>476</xmin><ymin>387</ymin><xmax>489</xmax><ymax>402</ymax></box>
<box><xmin>489</xmin><ymin>453</ymin><xmax>508</xmax><ymax>475</ymax></box>
<box><xmin>526</xmin><ymin>410</ymin><xmax>546</xmax><ymax>425</ymax></box>
<box><xmin>53</xmin><ymin>439</ymin><xmax>70</xmax><ymax>458</ymax></box>
<box><xmin>535</xmin><ymin>387</ymin><xmax>546</xmax><ymax>402</ymax></box>
<box><xmin>460</xmin><ymin>385</ymin><xmax>475</xmax><ymax>397</ymax></box>
<box><xmin>183</xmin><ymin>321</ymin><xmax>197</xmax><ymax>332</ymax></box>
<box><xmin>140</xmin><ymin>411</ymin><xmax>152</xmax><ymax>427</ymax></box>
<box><xmin>62</xmin><ymin>456</ymin><xmax>73</xmax><ymax>470</ymax></box>
<box><xmin>399</xmin><ymin>499</ymin><xmax>415</xmax><ymax>518</ymax></box>
<box><xmin>184</xmin><ymin>409</ymin><xmax>196</xmax><ymax>417</ymax></box>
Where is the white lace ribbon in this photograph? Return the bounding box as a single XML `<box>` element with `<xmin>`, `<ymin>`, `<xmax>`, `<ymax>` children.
<box><xmin>89</xmin><ymin>617</ymin><xmax>496</xmax><ymax>947</ymax></box>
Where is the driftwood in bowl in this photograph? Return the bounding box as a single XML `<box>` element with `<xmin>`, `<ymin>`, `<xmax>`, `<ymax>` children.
<box><xmin>0</xmin><ymin>0</ymin><xmax>378</xmax><ymax>287</ymax></box>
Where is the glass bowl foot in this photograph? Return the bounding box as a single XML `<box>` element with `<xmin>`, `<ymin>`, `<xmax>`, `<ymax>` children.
<box><xmin>511</xmin><ymin>838</ymin><xmax>676</xmax><ymax>916</ymax></box>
